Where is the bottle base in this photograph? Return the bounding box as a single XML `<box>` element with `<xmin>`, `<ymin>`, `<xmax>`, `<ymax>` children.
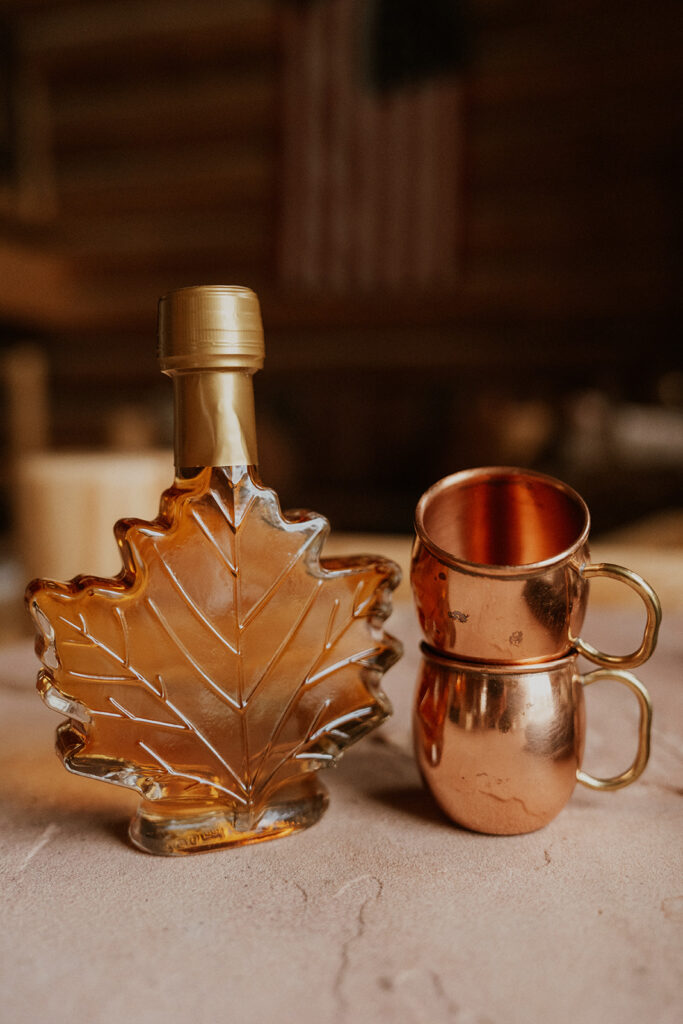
<box><xmin>128</xmin><ymin>777</ymin><xmax>329</xmax><ymax>856</ymax></box>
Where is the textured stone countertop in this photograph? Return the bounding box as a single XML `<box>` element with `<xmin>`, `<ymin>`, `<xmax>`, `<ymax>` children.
<box><xmin>1</xmin><ymin>536</ymin><xmax>681</xmax><ymax>1024</ymax></box>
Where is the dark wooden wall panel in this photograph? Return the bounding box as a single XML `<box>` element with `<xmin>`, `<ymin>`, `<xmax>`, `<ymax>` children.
<box><xmin>0</xmin><ymin>0</ymin><xmax>680</xmax><ymax>531</ymax></box>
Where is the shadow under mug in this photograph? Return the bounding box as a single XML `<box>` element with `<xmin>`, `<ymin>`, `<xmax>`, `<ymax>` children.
<box><xmin>411</xmin><ymin>466</ymin><xmax>661</xmax><ymax>667</ymax></box>
<box><xmin>414</xmin><ymin>643</ymin><xmax>652</xmax><ymax>836</ymax></box>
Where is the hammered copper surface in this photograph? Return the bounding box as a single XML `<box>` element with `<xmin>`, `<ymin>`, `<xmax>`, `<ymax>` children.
<box><xmin>414</xmin><ymin>645</ymin><xmax>652</xmax><ymax>835</ymax></box>
<box><xmin>412</xmin><ymin>467</ymin><xmax>661</xmax><ymax>667</ymax></box>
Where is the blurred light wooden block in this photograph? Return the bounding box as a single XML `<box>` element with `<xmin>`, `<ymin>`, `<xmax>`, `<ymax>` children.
<box><xmin>18</xmin><ymin>449</ymin><xmax>173</xmax><ymax>582</ymax></box>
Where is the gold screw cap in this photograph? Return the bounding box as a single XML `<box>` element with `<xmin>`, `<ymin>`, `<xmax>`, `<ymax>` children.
<box><xmin>158</xmin><ymin>285</ymin><xmax>264</xmax><ymax>372</ymax></box>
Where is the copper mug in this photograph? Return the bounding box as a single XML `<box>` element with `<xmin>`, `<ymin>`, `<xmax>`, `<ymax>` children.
<box><xmin>412</xmin><ymin>467</ymin><xmax>661</xmax><ymax>667</ymax></box>
<box><xmin>414</xmin><ymin>643</ymin><xmax>652</xmax><ymax>835</ymax></box>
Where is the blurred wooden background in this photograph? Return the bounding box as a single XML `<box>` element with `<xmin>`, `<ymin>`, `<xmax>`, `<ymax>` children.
<box><xmin>1</xmin><ymin>0</ymin><xmax>681</xmax><ymax>533</ymax></box>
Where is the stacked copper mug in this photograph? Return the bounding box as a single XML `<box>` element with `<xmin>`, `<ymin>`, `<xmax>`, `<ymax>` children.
<box><xmin>410</xmin><ymin>467</ymin><xmax>662</xmax><ymax>835</ymax></box>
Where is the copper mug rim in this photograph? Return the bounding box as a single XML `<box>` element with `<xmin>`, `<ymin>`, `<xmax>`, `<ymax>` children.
<box><xmin>414</xmin><ymin>465</ymin><xmax>591</xmax><ymax>579</ymax></box>
<box><xmin>419</xmin><ymin>640</ymin><xmax>579</xmax><ymax>673</ymax></box>
<box><xmin>412</xmin><ymin>466</ymin><xmax>661</xmax><ymax>669</ymax></box>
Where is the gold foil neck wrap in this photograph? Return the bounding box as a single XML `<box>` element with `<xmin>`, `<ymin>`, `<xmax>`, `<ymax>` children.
<box><xmin>158</xmin><ymin>285</ymin><xmax>264</xmax><ymax>372</ymax></box>
<box><xmin>172</xmin><ymin>372</ymin><xmax>258</xmax><ymax>469</ymax></box>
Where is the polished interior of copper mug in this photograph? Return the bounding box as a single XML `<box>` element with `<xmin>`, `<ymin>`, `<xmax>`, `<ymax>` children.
<box><xmin>420</xmin><ymin>469</ymin><xmax>588</xmax><ymax>569</ymax></box>
<box><xmin>412</xmin><ymin>467</ymin><xmax>661</xmax><ymax>665</ymax></box>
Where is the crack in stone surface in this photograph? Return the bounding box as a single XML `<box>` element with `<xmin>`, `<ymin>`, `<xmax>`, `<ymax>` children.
<box><xmin>378</xmin><ymin>967</ymin><xmax>460</xmax><ymax>1020</ymax></box>
<box><xmin>430</xmin><ymin>970</ymin><xmax>460</xmax><ymax>1016</ymax></box>
<box><xmin>292</xmin><ymin>880</ymin><xmax>309</xmax><ymax>913</ymax></box>
<box><xmin>333</xmin><ymin>875</ymin><xmax>383</xmax><ymax>1019</ymax></box>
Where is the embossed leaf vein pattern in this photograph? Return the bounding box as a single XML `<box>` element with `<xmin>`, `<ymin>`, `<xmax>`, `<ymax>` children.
<box><xmin>29</xmin><ymin>467</ymin><xmax>400</xmax><ymax>815</ymax></box>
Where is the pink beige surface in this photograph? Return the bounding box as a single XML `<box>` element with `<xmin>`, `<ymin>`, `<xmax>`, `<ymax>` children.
<box><xmin>1</xmin><ymin>538</ymin><xmax>681</xmax><ymax>1024</ymax></box>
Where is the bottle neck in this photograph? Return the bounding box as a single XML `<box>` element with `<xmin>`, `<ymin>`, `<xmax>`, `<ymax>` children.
<box><xmin>171</xmin><ymin>369</ymin><xmax>258</xmax><ymax>471</ymax></box>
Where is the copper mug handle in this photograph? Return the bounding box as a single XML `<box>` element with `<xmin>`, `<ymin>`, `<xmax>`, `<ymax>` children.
<box><xmin>576</xmin><ymin>667</ymin><xmax>652</xmax><ymax>792</ymax></box>
<box><xmin>572</xmin><ymin>562</ymin><xmax>662</xmax><ymax>669</ymax></box>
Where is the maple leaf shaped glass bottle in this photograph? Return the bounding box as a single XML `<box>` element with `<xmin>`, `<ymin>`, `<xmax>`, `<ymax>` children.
<box><xmin>27</xmin><ymin>285</ymin><xmax>403</xmax><ymax>855</ymax></box>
